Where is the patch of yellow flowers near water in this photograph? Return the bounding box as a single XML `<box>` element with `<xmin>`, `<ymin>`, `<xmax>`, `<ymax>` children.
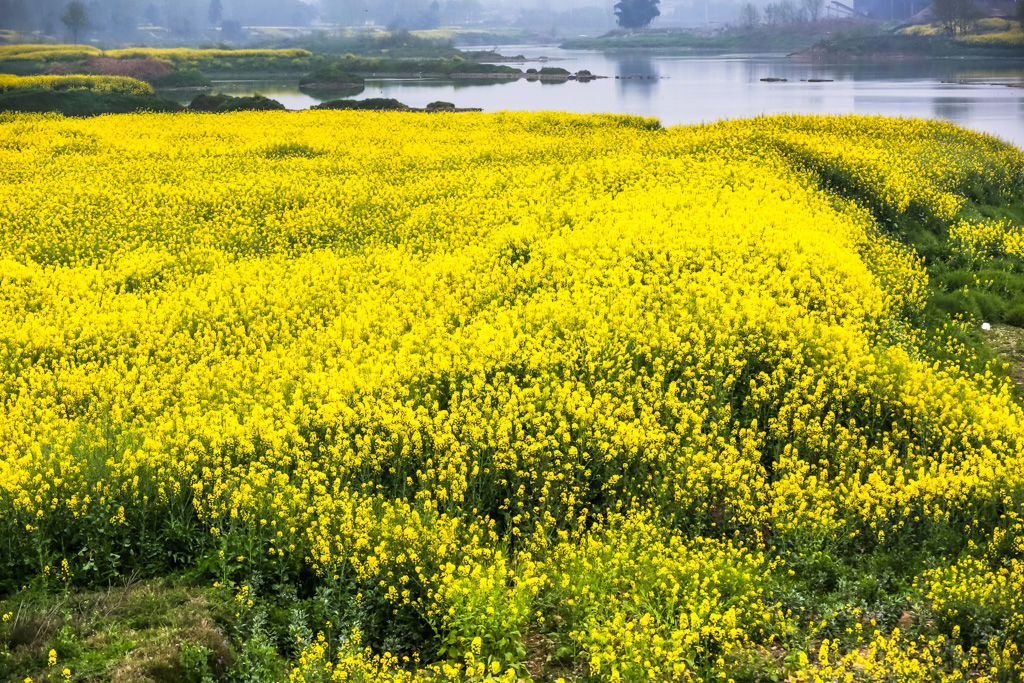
<box><xmin>0</xmin><ymin>74</ymin><xmax>154</xmax><ymax>95</ymax></box>
<box><xmin>0</xmin><ymin>43</ymin><xmax>312</xmax><ymax>64</ymax></box>
<box><xmin>1</xmin><ymin>110</ymin><xmax>1023</xmax><ymax>681</ymax></box>
<box><xmin>900</xmin><ymin>19</ymin><xmax>1024</xmax><ymax>45</ymax></box>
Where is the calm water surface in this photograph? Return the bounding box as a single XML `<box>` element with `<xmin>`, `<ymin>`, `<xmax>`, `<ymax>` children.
<box><xmin>171</xmin><ymin>48</ymin><xmax>1024</xmax><ymax>148</ymax></box>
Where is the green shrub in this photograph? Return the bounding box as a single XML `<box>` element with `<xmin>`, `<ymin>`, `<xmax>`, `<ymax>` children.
<box><xmin>930</xmin><ymin>290</ymin><xmax>981</xmax><ymax>321</ymax></box>
<box><xmin>0</xmin><ymin>88</ymin><xmax>183</xmax><ymax>116</ymax></box>
<box><xmin>1006</xmin><ymin>302</ymin><xmax>1024</xmax><ymax>327</ymax></box>
<box><xmin>539</xmin><ymin>67</ymin><xmax>570</xmax><ymax>76</ymax></box>
<box><xmin>311</xmin><ymin>97</ymin><xmax>407</xmax><ymax>111</ymax></box>
<box><xmin>148</xmin><ymin>69</ymin><xmax>213</xmax><ymax>89</ymax></box>
<box><xmin>972</xmin><ymin>290</ymin><xmax>1004</xmax><ymax>322</ymax></box>
<box><xmin>298</xmin><ymin>67</ymin><xmax>364</xmax><ymax>88</ymax></box>
<box><xmin>936</xmin><ymin>269</ymin><xmax>976</xmax><ymax>291</ymax></box>
<box><xmin>214</xmin><ymin>94</ymin><xmax>286</xmax><ymax>112</ymax></box>
<box><xmin>426</xmin><ymin>101</ymin><xmax>455</xmax><ymax>110</ymax></box>
<box><xmin>188</xmin><ymin>93</ymin><xmax>232</xmax><ymax>111</ymax></box>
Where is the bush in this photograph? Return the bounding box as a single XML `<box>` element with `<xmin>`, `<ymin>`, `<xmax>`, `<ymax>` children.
<box><xmin>188</xmin><ymin>93</ymin><xmax>232</xmax><ymax>111</ymax></box>
<box><xmin>426</xmin><ymin>101</ymin><xmax>455</xmax><ymax>110</ymax></box>
<box><xmin>539</xmin><ymin>67</ymin><xmax>571</xmax><ymax>76</ymax></box>
<box><xmin>930</xmin><ymin>290</ymin><xmax>981</xmax><ymax>321</ymax></box>
<box><xmin>298</xmin><ymin>67</ymin><xmax>364</xmax><ymax>88</ymax></box>
<box><xmin>311</xmin><ymin>98</ymin><xmax>407</xmax><ymax>111</ymax></box>
<box><xmin>148</xmin><ymin>69</ymin><xmax>213</xmax><ymax>89</ymax></box>
<box><xmin>1006</xmin><ymin>302</ymin><xmax>1024</xmax><ymax>327</ymax></box>
<box><xmin>214</xmin><ymin>94</ymin><xmax>286</xmax><ymax>112</ymax></box>
<box><xmin>936</xmin><ymin>269</ymin><xmax>976</xmax><ymax>291</ymax></box>
<box><xmin>0</xmin><ymin>88</ymin><xmax>183</xmax><ymax>116</ymax></box>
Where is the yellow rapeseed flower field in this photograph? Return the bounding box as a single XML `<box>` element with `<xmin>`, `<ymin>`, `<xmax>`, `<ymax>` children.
<box><xmin>0</xmin><ymin>44</ymin><xmax>314</xmax><ymax>69</ymax></box>
<box><xmin>0</xmin><ymin>74</ymin><xmax>154</xmax><ymax>95</ymax></box>
<box><xmin>0</xmin><ymin>110</ymin><xmax>1022</xmax><ymax>681</ymax></box>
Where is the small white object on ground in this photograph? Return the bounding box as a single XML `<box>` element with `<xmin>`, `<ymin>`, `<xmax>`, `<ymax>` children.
<box><xmin>982</xmin><ymin>322</ymin><xmax>991</xmax><ymax>331</ymax></box>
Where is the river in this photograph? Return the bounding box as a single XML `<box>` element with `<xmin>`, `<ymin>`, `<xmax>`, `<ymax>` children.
<box><xmin>167</xmin><ymin>47</ymin><xmax>1024</xmax><ymax>148</ymax></box>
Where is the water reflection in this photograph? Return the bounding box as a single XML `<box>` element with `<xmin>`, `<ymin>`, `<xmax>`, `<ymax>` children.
<box><xmin>299</xmin><ymin>84</ymin><xmax>364</xmax><ymax>99</ymax></box>
<box><xmin>616</xmin><ymin>56</ymin><xmax>659</xmax><ymax>99</ymax></box>
<box><xmin>159</xmin><ymin>49</ymin><xmax>1024</xmax><ymax>148</ymax></box>
<box><xmin>933</xmin><ymin>97</ymin><xmax>972</xmax><ymax>121</ymax></box>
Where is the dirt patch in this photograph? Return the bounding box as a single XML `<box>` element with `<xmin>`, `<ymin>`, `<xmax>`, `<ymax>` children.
<box><xmin>521</xmin><ymin>631</ymin><xmax>583</xmax><ymax>683</ymax></box>
<box><xmin>987</xmin><ymin>324</ymin><xmax>1024</xmax><ymax>390</ymax></box>
<box><xmin>85</xmin><ymin>57</ymin><xmax>174</xmax><ymax>79</ymax></box>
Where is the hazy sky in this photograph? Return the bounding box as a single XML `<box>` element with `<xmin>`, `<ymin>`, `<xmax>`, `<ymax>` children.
<box><xmin>0</xmin><ymin>0</ymin><xmax>766</xmax><ymax>38</ymax></box>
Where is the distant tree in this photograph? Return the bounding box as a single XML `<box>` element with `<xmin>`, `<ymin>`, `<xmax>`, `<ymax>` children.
<box><xmin>765</xmin><ymin>0</ymin><xmax>798</xmax><ymax>25</ymax></box>
<box><xmin>801</xmin><ymin>0</ymin><xmax>825</xmax><ymax>21</ymax></box>
<box><xmin>220</xmin><ymin>18</ymin><xmax>243</xmax><ymax>39</ymax></box>
<box><xmin>60</xmin><ymin>0</ymin><xmax>89</xmax><ymax>43</ymax></box>
<box><xmin>412</xmin><ymin>0</ymin><xmax>440</xmax><ymax>29</ymax></box>
<box><xmin>614</xmin><ymin>0</ymin><xmax>660</xmax><ymax>28</ymax></box>
<box><xmin>739</xmin><ymin>2</ymin><xmax>761</xmax><ymax>27</ymax></box>
<box><xmin>142</xmin><ymin>3</ymin><xmax>160</xmax><ymax>26</ymax></box>
<box><xmin>107</xmin><ymin>0</ymin><xmax>139</xmax><ymax>38</ymax></box>
<box><xmin>440</xmin><ymin>0</ymin><xmax>482</xmax><ymax>24</ymax></box>
<box><xmin>208</xmin><ymin>0</ymin><xmax>223</xmax><ymax>26</ymax></box>
<box><xmin>931</xmin><ymin>0</ymin><xmax>982</xmax><ymax>34</ymax></box>
<box><xmin>0</xmin><ymin>0</ymin><xmax>30</xmax><ymax>30</ymax></box>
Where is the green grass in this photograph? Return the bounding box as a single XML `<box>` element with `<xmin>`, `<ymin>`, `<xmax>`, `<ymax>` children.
<box><xmin>0</xmin><ymin>579</ymin><xmax>238</xmax><ymax>683</ymax></box>
<box><xmin>775</xmin><ymin>139</ymin><xmax>1024</xmax><ymax>390</ymax></box>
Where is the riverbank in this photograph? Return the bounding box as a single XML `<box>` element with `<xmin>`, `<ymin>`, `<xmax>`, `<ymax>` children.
<box><xmin>793</xmin><ymin>31</ymin><xmax>1024</xmax><ymax>61</ymax></box>
<box><xmin>562</xmin><ymin>18</ymin><xmax>1024</xmax><ymax>61</ymax></box>
<box><xmin>562</xmin><ymin>19</ymin><xmax>875</xmax><ymax>52</ymax></box>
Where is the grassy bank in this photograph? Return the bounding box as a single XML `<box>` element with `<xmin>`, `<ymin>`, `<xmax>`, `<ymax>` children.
<box><xmin>796</xmin><ymin>19</ymin><xmax>1024</xmax><ymax>59</ymax></box>
<box><xmin>798</xmin><ymin>32</ymin><xmax>1024</xmax><ymax>59</ymax></box>
<box><xmin>562</xmin><ymin>19</ymin><xmax>876</xmax><ymax>51</ymax></box>
<box><xmin>0</xmin><ymin>112</ymin><xmax>1023</xmax><ymax>682</ymax></box>
<box><xmin>0</xmin><ymin>41</ymin><xmax>522</xmax><ymax>80</ymax></box>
